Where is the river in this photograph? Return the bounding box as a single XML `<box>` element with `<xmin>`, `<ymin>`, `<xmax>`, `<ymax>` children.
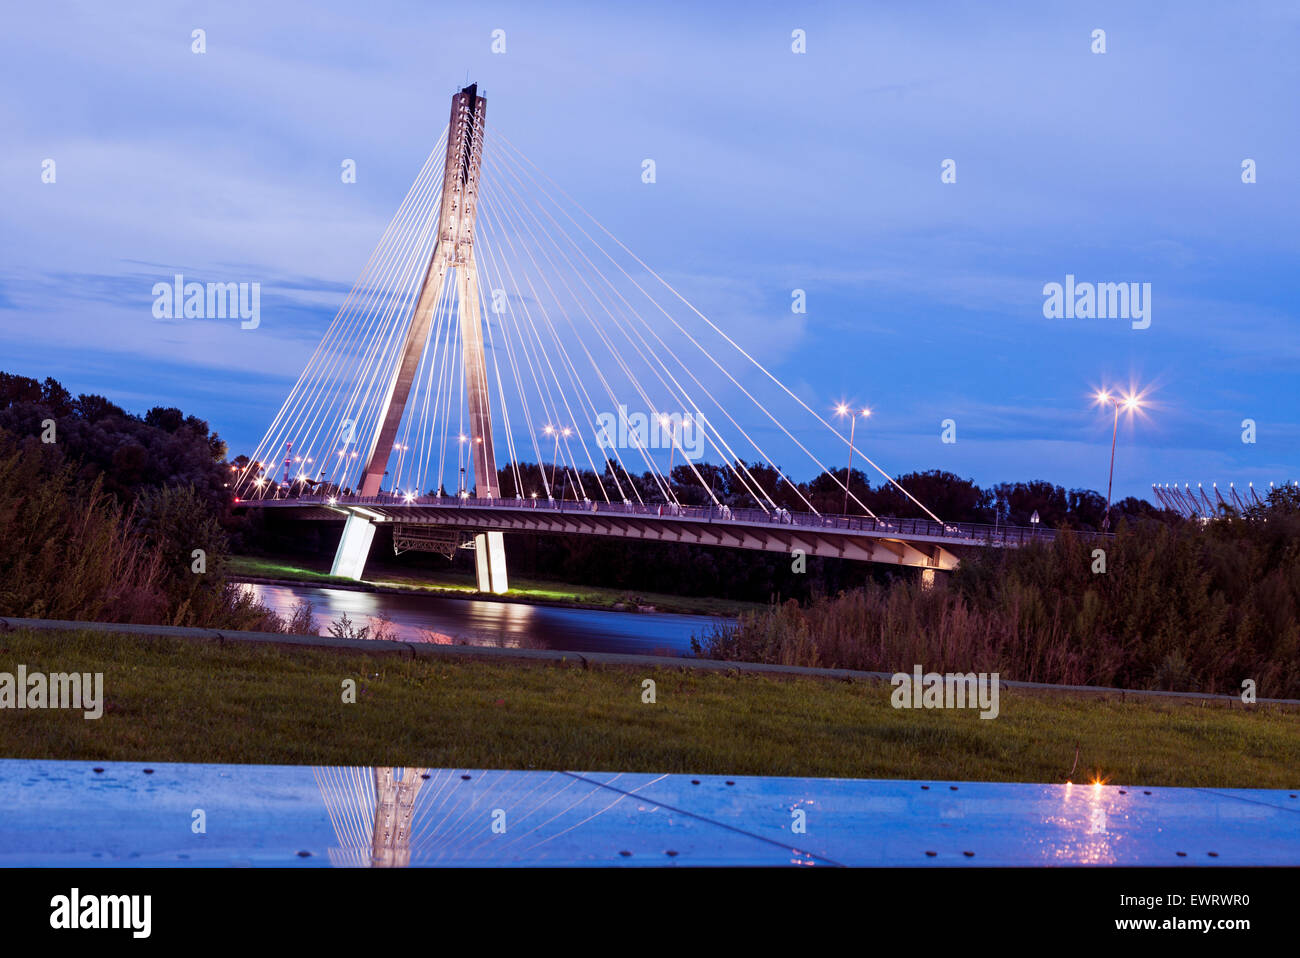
<box><xmin>239</xmin><ymin>581</ymin><xmax>726</xmax><ymax>657</ymax></box>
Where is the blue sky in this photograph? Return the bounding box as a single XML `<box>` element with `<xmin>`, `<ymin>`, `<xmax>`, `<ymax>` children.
<box><xmin>2</xmin><ymin>0</ymin><xmax>1297</xmax><ymax>501</ymax></box>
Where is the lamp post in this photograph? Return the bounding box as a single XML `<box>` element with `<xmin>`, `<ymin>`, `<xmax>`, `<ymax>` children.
<box><xmin>457</xmin><ymin>434</ymin><xmax>468</xmax><ymax>497</ymax></box>
<box><xmin>544</xmin><ymin>425</ymin><xmax>571</xmax><ymax>500</ymax></box>
<box><xmin>835</xmin><ymin>404</ymin><xmax>871</xmax><ymax>515</ymax></box>
<box><xmin>560</xmin><ymin>427</ymin><xmax>574</xmax><ymax>500</ymax></box>
<box><xmin>1094</xmin><ymin>389</ymin><xmax>1142</xmax><ymax>532</ymax></box>
<box><xmin>393</xmin><ymin>443</ymin><xmax>408</xmax><ymax>493</ymax></box>
<box><xmin>659</xmin><ymin>414</ymin><xmax>680</xmax><ymax>503</ymax></box>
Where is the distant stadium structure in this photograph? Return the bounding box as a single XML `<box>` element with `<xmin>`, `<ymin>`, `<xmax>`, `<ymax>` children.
<box><xmin>1152</xmin><ymin>481</ymin><xmax>1298</xmax><ymax>519</ymax></box>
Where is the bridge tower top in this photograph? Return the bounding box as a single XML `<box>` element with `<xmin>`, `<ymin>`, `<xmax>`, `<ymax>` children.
<box><xmin>440</xmin><ymin>83</ymin><xmax>486</xmax><ymax>266</ymax></box>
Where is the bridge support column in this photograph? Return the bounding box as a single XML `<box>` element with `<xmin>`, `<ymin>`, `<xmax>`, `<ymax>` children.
<box><xmin>331</xmin><ymin>513</ymin><xmax>377</xmax><ymax>580</ymax></box>
<box><xmin>474</xmin><ymin>531</ymin><xmax>509</xmax><ymax>594</ymax></box>
<box><xmin>920</xmin><ymin>567</ymin><xmax>948</xmax><ymax>590</ymax></box>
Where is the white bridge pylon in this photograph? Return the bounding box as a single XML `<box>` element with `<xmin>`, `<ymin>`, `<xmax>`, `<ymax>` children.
<box><xmin>339</xmin><ymin>83</ymin><xmax>506</xmax><ymax>591</ymax></box>
<box><xmin>236</xmin><ymin>83</ymin><xmax>956</xmax><ymax>591</ymax></box>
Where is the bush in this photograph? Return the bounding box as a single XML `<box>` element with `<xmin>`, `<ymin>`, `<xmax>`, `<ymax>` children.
<box><xmin>0</xmin><ymin>436</ymin><xmax>282</xmax><ymax>631</ymax></box>
<box><xmin>696</xmin><ymin>510</ymin><xmax>1300</xmax><ymax>697</ymax></box>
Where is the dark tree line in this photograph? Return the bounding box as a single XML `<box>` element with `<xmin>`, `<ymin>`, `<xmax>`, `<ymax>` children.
<box><xmin>0</xmin><ymin>372</ymin><xmax>276</xmax><ymax>628</ymax></box>
<box><xmin>0</xmin><ymin>372</ymin><xmax>230</xmax><ymax>512</ymax></box>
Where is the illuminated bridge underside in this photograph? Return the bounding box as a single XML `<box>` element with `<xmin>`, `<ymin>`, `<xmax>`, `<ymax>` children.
<box><xmin>249</xmin><ymin>499</ymin><xmax>1011</xmax><ymax>570</ymax></box>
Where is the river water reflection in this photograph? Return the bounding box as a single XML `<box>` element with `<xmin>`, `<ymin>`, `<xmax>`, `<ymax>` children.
<box><xmin>240</xmin><ymin>582</ymin><xmax>725</xmax><ymax>656</ymax></box>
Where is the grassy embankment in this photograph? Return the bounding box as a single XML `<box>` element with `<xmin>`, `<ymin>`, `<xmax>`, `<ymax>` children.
<box><xmin>228</xmin><ymin>554</ymin><xmax>760</xmax><ymax>617</ymax></box>
<box><xmin>1</xmin><ymin>627</ymin><xmax>1296</xmax><ymax>789</ymax></box>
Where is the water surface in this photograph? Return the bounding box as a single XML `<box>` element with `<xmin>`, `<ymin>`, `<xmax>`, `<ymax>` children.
<box><xmin>241</xmin><ymin>582</ymin><xmax>724</xmax><ymax>656</ymax></box>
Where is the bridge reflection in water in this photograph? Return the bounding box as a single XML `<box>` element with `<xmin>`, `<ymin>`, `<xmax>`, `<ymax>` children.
<box><xmin>312</xmin><ymin>766</ymin><xmax>784</xmax><ymax>867</ymax></box>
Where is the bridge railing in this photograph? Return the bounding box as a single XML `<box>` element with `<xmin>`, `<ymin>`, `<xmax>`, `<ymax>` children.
<box><xmin>267</xmin><ymin>492</ymin><xmax>1082</xmax><ymax>545</ymax></box>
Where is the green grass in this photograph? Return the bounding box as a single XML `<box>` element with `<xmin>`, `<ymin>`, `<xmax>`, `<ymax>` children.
<box><xmin>2</xmin><ymin>628</ymin><xmax>1297</xmax><ymax>788</ymax></box>
<box><xmin>227</xmin><ymin>553</ymin><xmax>760</xmax><ymax>617</ymax></box>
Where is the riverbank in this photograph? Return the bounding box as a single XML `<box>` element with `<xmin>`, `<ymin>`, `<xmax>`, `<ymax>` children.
<box><xmin>3</xmin><ymin>626</ymin><xmax>1296</xmax><ymax>788</ymax></box>
<box><xmin>228</xmin><ymin>554</ymin><xmax>760</xmax><ymax>618</ymax></box>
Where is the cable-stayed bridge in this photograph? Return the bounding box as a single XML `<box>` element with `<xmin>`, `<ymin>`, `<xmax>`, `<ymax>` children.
<box><xmin>234</xmin><ymin>83</ymin><xmax>1054</xmax><ymax>593</ymax></box>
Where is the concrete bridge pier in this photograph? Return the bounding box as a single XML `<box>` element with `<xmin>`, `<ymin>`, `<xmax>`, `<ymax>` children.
<box><xmin>330</xmin><ymin>513</ymin><xmax>377</xmax><ymax>580</ymax></box>
<box><xmin>330</xmin><ymin>510</ymin><xmax>508</xmax><ymax>594</ymax></box>
<box><xmin>473</xmin><ymin>531</ymin><xmax>509</xmax><ymax>594</ymax></box>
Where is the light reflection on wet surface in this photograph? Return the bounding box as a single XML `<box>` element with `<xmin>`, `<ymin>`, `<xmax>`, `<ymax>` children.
<box><xmin>242</xmin><ymin>582</ymin><xmax>722</xmax><ymax>656</ymax></box>
<box><xmin>2</xmin><ymin>759</ymin><xmax>1297</xmax><ymax>867</ymax></box>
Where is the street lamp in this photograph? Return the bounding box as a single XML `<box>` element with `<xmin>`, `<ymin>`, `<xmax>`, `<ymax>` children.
<box><xmin>658</xmin><ymin>414</ymin><xmax>684</xmax><ymax>505</ymax></box>
<box><xmin>393</xmin><ymin>443</ymin><xmax>408</xmax><ymax>490</ymax></box>
<box><xmin>543</xmin><ymin>425</ymin><xmax>566</xmax><ymax>500</ymax></box>
<box><xmin>559</xmin><ymin>427</ymin><xmax>574</xmax><ymax>499</ymax></box>
<box><xmin>1094</xmin><ymin>389</ymin><xmax>1144</xmax><ymax>531</ymax></box>
<box><xmin>835</xmin><ymin>403</ymin><xmax>871</xmax><ymax>515</ymax></box>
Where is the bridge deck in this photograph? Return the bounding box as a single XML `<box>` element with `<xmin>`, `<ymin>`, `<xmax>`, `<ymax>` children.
<box><xmin>241</xmin><ymin>495</ymin><xmax>1080</xmax><ymax>570</ymax></box>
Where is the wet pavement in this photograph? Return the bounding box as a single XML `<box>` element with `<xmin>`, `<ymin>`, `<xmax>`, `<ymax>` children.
<box><xmin>2</xmin><ymin>759</ymin><xmax>1296</xmax><ymax>867</ymax></box>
